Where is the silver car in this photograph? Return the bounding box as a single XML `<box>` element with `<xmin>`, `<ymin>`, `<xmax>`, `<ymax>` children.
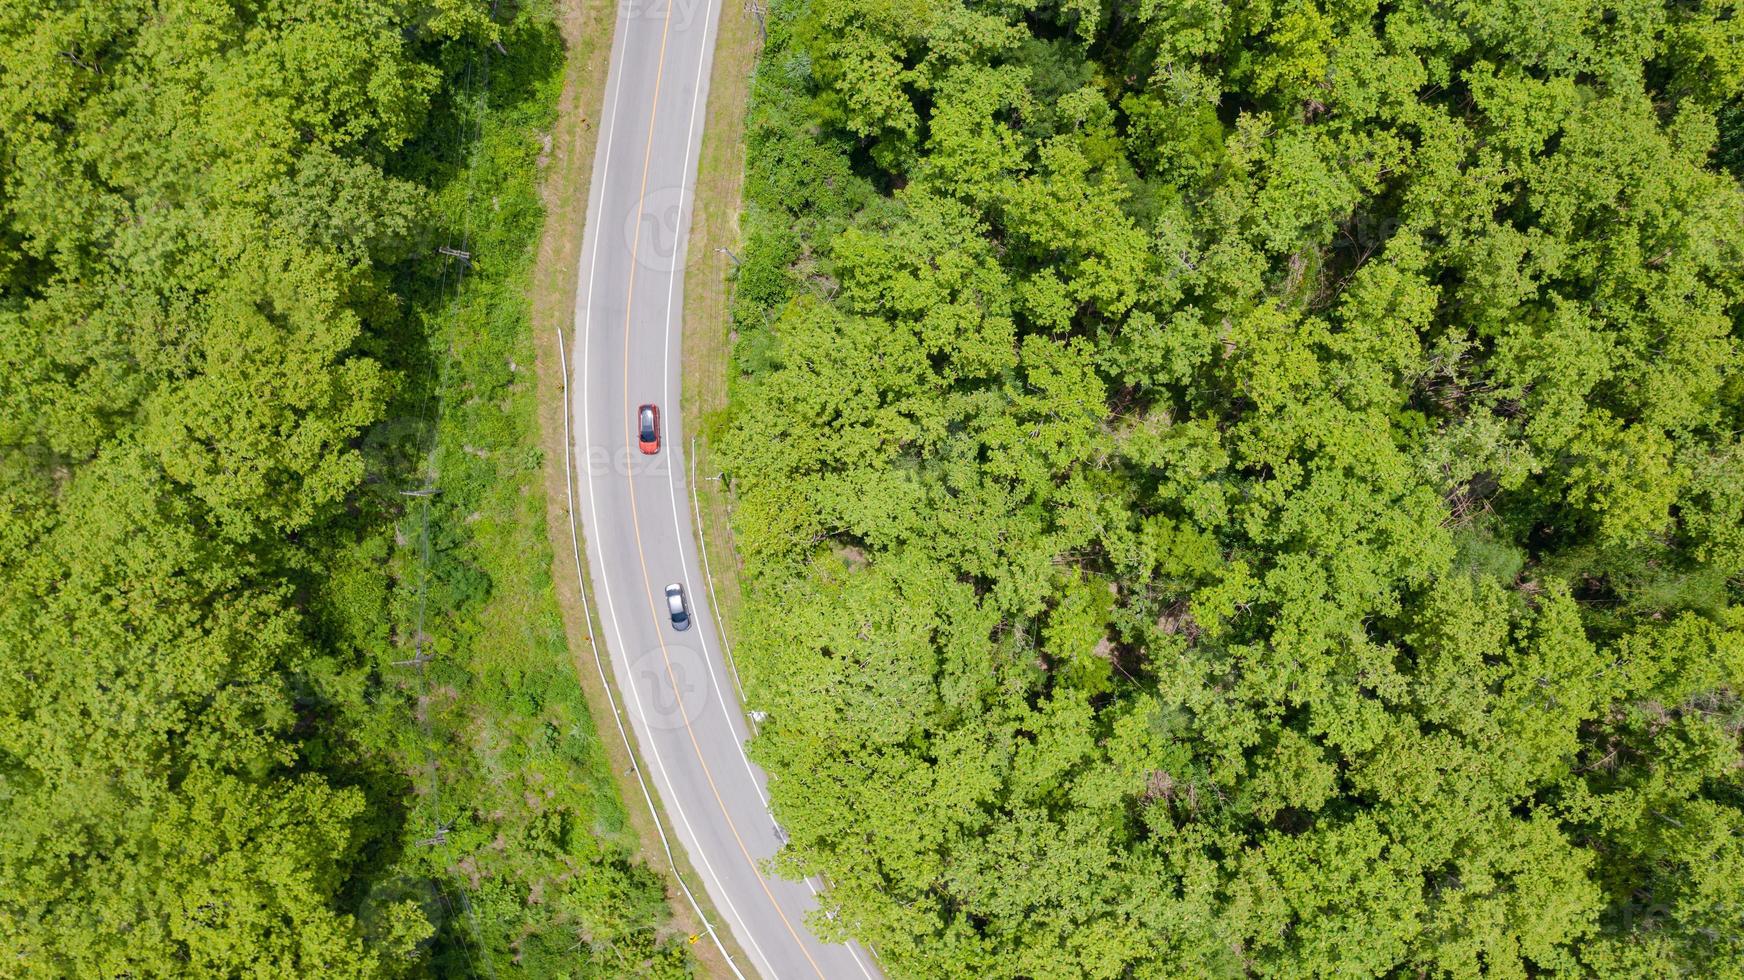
<box><xmin>664</xmin><ymin>583</ymin><xmax>691</xmax><ymax>631</ymax></box>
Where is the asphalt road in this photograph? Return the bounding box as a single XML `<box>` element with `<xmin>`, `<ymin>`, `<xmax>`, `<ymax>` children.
<box><xmin>567</xmin><ymin>0</ymin><xmax>879</xmax><ymax>976</ymax></box>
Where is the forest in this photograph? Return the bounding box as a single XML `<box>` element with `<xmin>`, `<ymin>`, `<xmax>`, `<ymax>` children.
<box><xmin>722</xmin><ymin>0</ymin><xmax>1744</xmax><ymax>974</ymax></box>
<box><xmin>0</xmin><ymin>0</ymin><xmax>686</xmax><ymax>974</ymax></box>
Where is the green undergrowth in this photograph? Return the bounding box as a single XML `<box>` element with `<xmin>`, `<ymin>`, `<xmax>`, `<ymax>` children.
<box><xmin>332</xmin><ymin>5</ymin><xmax>692</xmax><ymax>975</ymax></box>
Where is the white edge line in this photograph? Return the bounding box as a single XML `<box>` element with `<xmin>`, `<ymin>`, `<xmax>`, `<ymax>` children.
<box><xmin>564</xmin><ymin>7</ymin><xmax>762</xmax><ymax>976</ymax></box>
<box><xmin>688</xmin><ymin>444</ymin><xmax>887</xmax><ymax>968</ymax></box>
<box><xmin>687</xmin><ymin>439</ymin><xmax>752</xmax><ymax>720</ymax></box>
<box><xmin>655</xmin><ymin>4</ymin><xmax>878</xmax><ymax>976</ymax></box>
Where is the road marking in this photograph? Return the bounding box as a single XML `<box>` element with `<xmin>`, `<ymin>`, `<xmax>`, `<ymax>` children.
<box><xmin>605</xmin><ymin>0</ymin><xmax>833</xmax><ymax>974</ymax></box>
<box><xmin>653</xmin><ymin>19</ymin><xmax>882</xmax><ymax>979</ymax></box>
<box><xmin>575</xmin><ymin>2</ymin><xmax>766</xmax><ymax>977</ymax></box>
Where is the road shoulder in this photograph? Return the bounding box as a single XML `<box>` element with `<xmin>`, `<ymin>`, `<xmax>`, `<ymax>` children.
<box><xmin>527</xmin><ymin>0</ymin><xmax>753</xmax><ymax>973</ymax></box>
<box><xmin>680</xmin><ymin>0</ymin><xmax>759</xmax><ymax>646</ymax></box>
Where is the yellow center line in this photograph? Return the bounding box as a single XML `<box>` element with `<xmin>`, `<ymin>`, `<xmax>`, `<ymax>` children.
<box><xmin>613</xmin><ymin>2</ymin><xmax>828</xmax><ymax>975</ymax></box>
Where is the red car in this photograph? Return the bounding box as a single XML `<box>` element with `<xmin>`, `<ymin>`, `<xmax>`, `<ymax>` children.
<box><xmin>637</xmin><ymin>403</ymin><xmax>661</xmax><ymax>454</ymax></box>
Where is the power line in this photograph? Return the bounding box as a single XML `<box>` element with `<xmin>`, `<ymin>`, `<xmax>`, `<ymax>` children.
<box><xmin>390</xmin><ymin>11</ymin><xmax>502</xmax><ymax>977</ymax></box>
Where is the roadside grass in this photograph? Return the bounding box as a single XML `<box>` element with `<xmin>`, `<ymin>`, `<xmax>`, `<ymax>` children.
<box><xmin>522</xmin><ymin>0</ymin><xmax>767</xmax><ymax>974</ymax></box>
<box><xmin>344</xmin><ymin>0</ymin><xmax>695</xmax><ymax>972</ymax></box>
<box><xmin>682</xmin><ymin>0</ymin><xmax>761</xmax><ymax>649</ymax></box>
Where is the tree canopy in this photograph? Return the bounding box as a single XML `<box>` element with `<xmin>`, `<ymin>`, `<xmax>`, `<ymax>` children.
<box><xmin>724</xmin><ymin>0</ymin><xmax>1744</xmax><ymax>973</ymax></box>
<box><xmin>0</xmin><ymin>0</ymin><xmax>684</xmax><ymax>973</ymax></box>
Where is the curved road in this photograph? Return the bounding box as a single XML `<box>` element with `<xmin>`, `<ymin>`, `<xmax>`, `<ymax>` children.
<box><xmin>567</xmin><ymin>0</ymin><xmax>878</xmax><ymax>976</ymax></box>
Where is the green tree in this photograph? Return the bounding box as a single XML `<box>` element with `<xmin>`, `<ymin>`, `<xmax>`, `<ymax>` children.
<box><xmin>722</xmin><ymin>0</ymin><xmax>1744</xmax><ymax>972</ymax></box>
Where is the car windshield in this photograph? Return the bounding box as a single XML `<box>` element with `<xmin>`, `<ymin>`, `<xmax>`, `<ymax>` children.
<box><xmin>639</xmin><ymin>409</ymin><xmax>655</xmax><ymax>440</ymax></box>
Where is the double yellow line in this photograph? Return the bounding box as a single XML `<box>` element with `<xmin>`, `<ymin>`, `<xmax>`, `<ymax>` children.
<box><xmin>611</xmin><ymin>0</ymin><xmax>828</xmax><ymax>975</ymax></box>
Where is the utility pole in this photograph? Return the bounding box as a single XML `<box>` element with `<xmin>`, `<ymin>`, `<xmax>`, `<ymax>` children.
<box><xmin>743</xmin><ymin>0</ymin><xmax>766</xmax><ymax>44</ymax></box>
<box><xmin>415</xmin><ymin>821</ymin><xmax>452</xmax><ymax>847</ymax></box>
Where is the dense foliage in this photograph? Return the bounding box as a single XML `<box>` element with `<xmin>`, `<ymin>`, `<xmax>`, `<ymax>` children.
<box><xmin>723</xmin><ymin>0</ymin><xmax>1744</xmax><ymax>974</ymax></box>
<box><xmin>0</xmin><ymin>0</ymin><xmax>683</xmax><ymax>973</ymax></box>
